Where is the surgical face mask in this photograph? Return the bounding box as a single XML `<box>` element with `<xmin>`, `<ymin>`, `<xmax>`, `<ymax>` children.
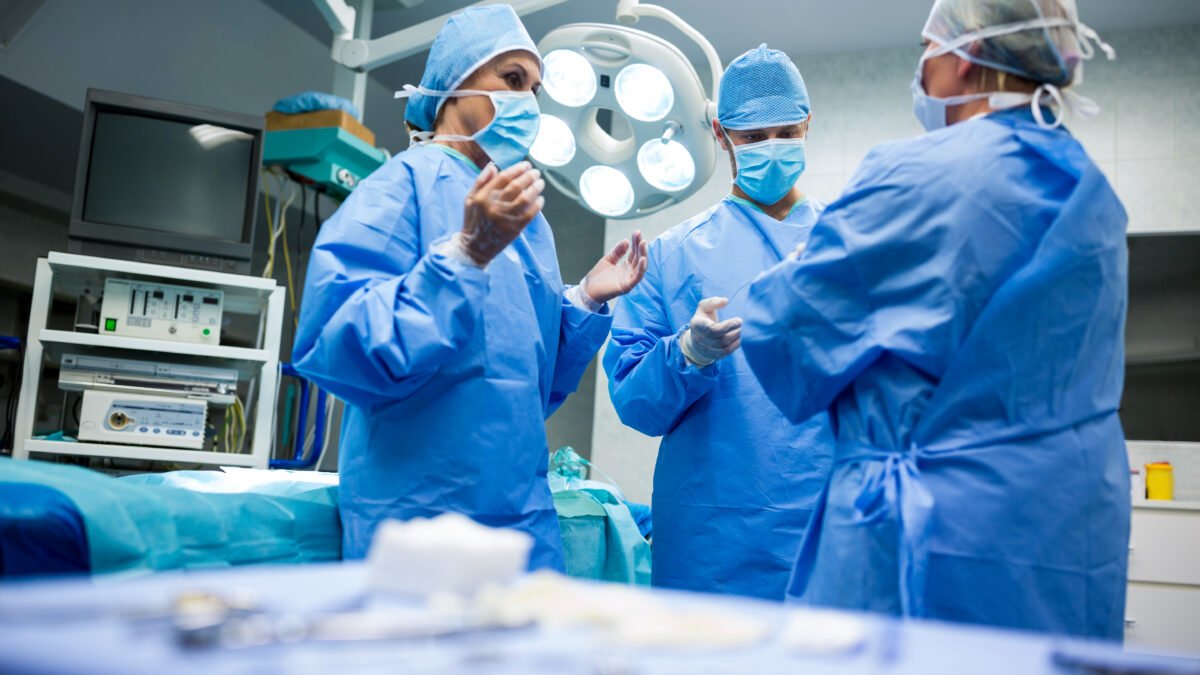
<box><xmin>910</xmin><ymin>58</ymin><xmax>1082</xmax><ymax>132</ymax></box>
<box><xmin>910</xmin><ymin>56</ymin><xmax>992</xmax><ymax>133</ymax></box>
<box><xmin>730</xmin><ymin>137</ymin><xmax>807</xmax><ymax>206</ymax></box>
<box><xmin>396</xmin><ymin>85</ymin><xmax>541</xmax><ymax>169</ymax></box>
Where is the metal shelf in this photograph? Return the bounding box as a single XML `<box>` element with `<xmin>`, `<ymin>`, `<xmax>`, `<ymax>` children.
<box><xmin>14</xmin><ymin>254</ymin><xmax>284</xmax><ymax>470</ymax></box>
<box><xmin>46</xmin><ymin>252</ymin><xmax>278</xmax><ymax>315</ymax></box>
<box><xmin>38</xmin><ymin>329</ymin><xmax>270</xmax><ymax>362</ymax></box>
<box><xmin>21</xmin><ymin>439</ymin><xmax>261</xmax><ymax>467</ymax></box>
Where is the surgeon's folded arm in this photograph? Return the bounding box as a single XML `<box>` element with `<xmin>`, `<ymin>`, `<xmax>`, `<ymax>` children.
<box><xmin>292</xmin><ymin>249</ymin><xmax>490</xmax><ymax>408</ymax></box>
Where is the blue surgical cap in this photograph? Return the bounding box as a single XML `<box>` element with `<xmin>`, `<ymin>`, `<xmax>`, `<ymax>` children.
<box><xmin>404</xmin><ymin>4</ymin><xmax>542</xmax><ymax>132</ymax></box>
<box><xmin>717</xmin><ymin>44</ymin><xmax>810</xmax><ymax>131</ymax></box>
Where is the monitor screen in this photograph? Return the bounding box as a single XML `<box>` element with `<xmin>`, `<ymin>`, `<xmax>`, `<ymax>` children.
<box><xmin>1122</xmin><ymin>233</ymin><xmax>1200</xmax><ymax>442</ymax></box>
<box><xmin>82</xmin><ymin>111</ymin><xmax>254</xmax><ymax>243</ymax></box>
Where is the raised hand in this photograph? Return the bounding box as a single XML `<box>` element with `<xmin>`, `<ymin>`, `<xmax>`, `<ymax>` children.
<box><xmin>680</xmin><ymin>297</ymin><xmax>743</xmax><ymax>367</ymax></box>
<box><xmin>580</xmin><ymin>230</ymin><xmax>649</xmax><ymax>305</ymax></box>
<box><xmin>458</xmin><ymin>161</ymin><xmax>544</xmax><ymax>265</ymax></box>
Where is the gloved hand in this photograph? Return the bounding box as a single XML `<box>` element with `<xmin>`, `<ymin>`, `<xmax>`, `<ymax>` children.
<box><xmin>579</xmin><ymin>230</ymin><xmax>649</xmax><ymax>305</ymax></box>
<box><xmin>457</xmin><ymin>161</ymin><xmax>544</xmax><ymax>265</ymax></box>
<box><xmin>679</xmin><ymin>297</ymin><xmax>742</xmax><ymax>367</ymax></box>
<box><xmin>787</xmin><ymin>242</ymin><xmax>807</xmax><ymax>261</ymax></box>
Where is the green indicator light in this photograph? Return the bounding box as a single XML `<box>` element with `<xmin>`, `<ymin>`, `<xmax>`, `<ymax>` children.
<box><xmin>202</xmin><ymin>328</ymin><xmax>211</xmax><ymax>336</ymax></box>
<box><xmin>105</xmin><ymin>318</ymin><xmax>117</xmax><ymax>332</ymax></box>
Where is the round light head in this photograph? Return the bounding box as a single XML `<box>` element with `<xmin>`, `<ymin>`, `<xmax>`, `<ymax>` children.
<box><xmin>580</xmin><ymin>165</ymin><xmax>634</xmax><ymax>217</ymax></box>
<box><xmin>637</xmin><ymin>139</ymin><xmax>695</xmax><ymax>192</ymax></box>
<box><xmin>543</xmin><ymin>49</ymin><xmax>597</xmax><ymax>108</ymax></box>
<box><xmin>529</xmin><ymin>114</ymin><xmax>576</xmax><ymax>167</ymax></box>
<box><xmin>531</xmin><ymin>23</ymin><xmax>718</xmax><ymax>219</ymax></box>
<box><xmin>615</xmin><ymin>63</ymin><xmax>675</xmax><ymax>122</ymax></box>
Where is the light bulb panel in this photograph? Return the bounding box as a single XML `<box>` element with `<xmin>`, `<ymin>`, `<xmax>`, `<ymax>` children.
<box><xmin>530</xmin><ymin>23</ymin><xmax>717</xmax><ymax>219</ymax></box>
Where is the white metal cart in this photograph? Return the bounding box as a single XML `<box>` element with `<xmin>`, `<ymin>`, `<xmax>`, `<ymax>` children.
<box><xmin>12</xmin><ymin>252</ymin><xmax>285</xmax><ymax>468</ymax></box>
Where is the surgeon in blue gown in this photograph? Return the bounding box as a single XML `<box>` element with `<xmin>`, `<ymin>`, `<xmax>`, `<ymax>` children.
<box><xmin>741</xmin><ymin>0</ymin><xmax>1130</xmax><ymax>639</ymax></box>
<box><xmin>604</xmin><ymin>45</ymin><xmax>834</xmax><ymax>600</ymax></box>
<box><xmin>293</xmin><ymin>5</ymin><xmax>648</xmax><ymax>569</ymax></box>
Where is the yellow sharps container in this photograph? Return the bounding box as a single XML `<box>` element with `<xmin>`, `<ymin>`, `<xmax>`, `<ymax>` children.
<box><xmin>1145</xmin><ymin>462</ymin><xmax>1174</xmax><ymax>501</ymax></box>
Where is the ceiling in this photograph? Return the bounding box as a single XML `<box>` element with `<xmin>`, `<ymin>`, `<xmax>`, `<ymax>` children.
<box><xmin>264</xmin><ymin>0</ymin><xmax>1200</xmax><ymax>95</ymax></box>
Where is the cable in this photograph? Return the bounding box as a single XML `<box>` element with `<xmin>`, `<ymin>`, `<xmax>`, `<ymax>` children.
<box><xmin>3</xmin><ymin>343</ymin><xmax>24</xmax><ymax>452</ymax></box>
<box><xmin>261</xmin><ymin>172</ymin><xmax>300</xmax><ymax>328</ymax></box>
<box><xmin>276</xmin><ymin>176</ymin><xmax>299</xmax><ymax>330</ymax></box>
<box><xmin>315</xmin><ymin>392</ymin><xmax>335</xmax><ymax>471</ymax></box>
<box><xmin>295</xmin><ymin>391</ymin><xmax>335</xmax><ymax>470</ymax></box>
<box><xmin>261</xmin><ymin>170</ymin><xmax>278</xmax><ymax>279</ymax></box>
<box><xmin>298</xmin><ymin>182</ymin><xmax>308</xmax><ymax>257</ymax></box>
<box><xmin>220</xmin><ymin>397</ymin><xmax>247</xmax><ymax>454</ymax></box>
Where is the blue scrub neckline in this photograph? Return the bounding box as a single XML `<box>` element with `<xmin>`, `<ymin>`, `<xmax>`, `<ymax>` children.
<box><xmin>726</xmin><ymin>194</ymin><xmax>810</xmax><ymax>218</ymax></box>
<box><xmin>429</xmin><ymin>143</ymin><xmax>482</xmax><ymax>174</ymax></box>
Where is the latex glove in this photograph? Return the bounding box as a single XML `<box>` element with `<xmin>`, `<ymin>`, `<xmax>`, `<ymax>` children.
<box><xmin>579</xmin><ymin>230</ymin><xmax>649</xmax><ymax>306</ymax></box>
<box><xmin>457</xmin><ymin>161</ymin><xmax>544</xmax><ymax>266</ymax></box>
<box><xmin>680</xmin><ymin>297</ymin><xmax>742</xmax><ymax>367</ymax></box>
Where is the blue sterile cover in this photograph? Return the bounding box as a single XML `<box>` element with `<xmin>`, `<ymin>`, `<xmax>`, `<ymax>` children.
<box><xmin>0</xmin><ymin>459</ymin><xmax>341</xmax><ymax>578</ymax></box>
<box><xmin>0</xmin><ymin>482</ymin><xmax>90</xmax><ymax>577</ymax></box>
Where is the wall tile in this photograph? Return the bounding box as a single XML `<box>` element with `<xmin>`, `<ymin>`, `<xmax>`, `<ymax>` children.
<box><xmin>1172</xmin><ymin>25</ymin><xmax>1200</xmax><ymax>81</ymax></box>
<box><xmin>1128</xmin><ymin>442</ymin><xmax>1200</xmax><ymax>502</ymax></box>
<box><xmin>1176</xmin><ymin>158</ymin><xmax>1200</xmax><ymax>233</ymax></box>
<box><xmin>1108</xmin><ymin>28</ymin><xmax>1177</xmax><ymax>85</ymax></box>
<box><xmin>1115</xmin><ymin>79</ymin><xmax>1177</xmax><ymax>161</ymax></box>
<box><xmin>1070</xmin><ymin>84</ymin><xmax>1117</xmax><ymax>163</ymax></box>
<box><xmin>798</xmin><ymin>172</ymin><xmax>849</xmax><ymax>205</ymax></box>
<box><xmin>1119</xmin><ymin>158</ymin><xmax>1181</xmax><ymax>233</ymax></box>
<box><xmin>805</xmin><ymin>106</ymin><xmax>847</xmax><ymax>175</ymax></box>
<box><xmin>1176</xmin><ymin>79</ymin><xmax>1200</xmax><ymax>160</ymax></box>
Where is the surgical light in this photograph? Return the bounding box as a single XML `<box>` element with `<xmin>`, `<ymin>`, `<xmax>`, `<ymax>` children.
<box><xmin>615</xmin><ymin>64</ymin><xmax>674</xmax><ymax>122</ymax></box>
<box><xmin>637</xmin><ymin>138</ymin><xmax>694</xmax><ymax>192</ymax></box>
<box><xmin>527</xmin><ymin>1</ymin><xmax>722</xmax><ymax>219</ymax></box>
<box><xmin>543</xmin><ymin>49</ymin><xmax>598</xmax><ymax>107</ymax></box>
<box><xmin>529</xmin><ymin>114</ymin><xmax>576</xmax><ymax>167</ymax></box>
<box><xmin>580</xmin><ymin>165</ymin><xmax>635</xmax><ymax>217</ymax></box>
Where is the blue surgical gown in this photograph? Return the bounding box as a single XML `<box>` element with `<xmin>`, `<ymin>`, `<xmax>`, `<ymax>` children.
<box><xmin>604</xmin><ymin>196</ymin><xmax>835</xmax><ymax>600</ymax></box>
<box><xmin>741</xmin><ymin>107</ymin><xmax>1130</xmax><ymax>639</ymax></box>
<box><xmin>293</xmin><ymin>143</ymin><xmax>613</xmax><ymax>569</ymax></box>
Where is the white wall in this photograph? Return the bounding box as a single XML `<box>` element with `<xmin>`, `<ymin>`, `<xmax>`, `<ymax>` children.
<box><xmin>591</xmin><ymin>24</ymin><xmax>1200</xmax><ymax>505</ymax></box>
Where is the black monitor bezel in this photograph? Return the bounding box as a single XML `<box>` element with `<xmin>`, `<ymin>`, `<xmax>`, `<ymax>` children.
<box><xmin>68</xmin><ymin>88</ymin><xmax>263</xmax><ymax>264</ymax></box>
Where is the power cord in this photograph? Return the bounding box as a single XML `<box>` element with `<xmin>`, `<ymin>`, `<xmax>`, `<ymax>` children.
<box><xmin>1</xmin><ymin>338</ymin><xmax>23</xmax><ymax>453</ymax></box>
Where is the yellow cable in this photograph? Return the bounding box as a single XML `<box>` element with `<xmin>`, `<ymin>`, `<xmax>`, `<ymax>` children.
<box><xmin>278</xmin><ymin>182</ymin><xmax>299</xmax><ymax>328</ymax></box>
<box><xmin>235</xmin><ymin>398</ymin><xmax>246</xmax><ymax>454</ymax></box>
<box><xmin>261</xmin><ymin>170</ymin><xmax>276</xmax><ymax>279</ymax></box>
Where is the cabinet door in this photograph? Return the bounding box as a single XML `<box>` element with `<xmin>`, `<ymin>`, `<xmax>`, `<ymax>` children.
<box><xmin>1124</xmin><ymin>582</ymin><xmax>1200</xmax><ymax>652</ymax></box>
<box><xmin>1128</xmin><ymin>509</ymin><xmax>1200</xmax><ymax>586</ymax></box>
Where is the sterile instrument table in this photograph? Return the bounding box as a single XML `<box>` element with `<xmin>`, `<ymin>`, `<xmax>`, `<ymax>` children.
<box><xmin>2</xmin><ymin>563</ymin><xmax>1198</xmax><ymax>675</ymax></box>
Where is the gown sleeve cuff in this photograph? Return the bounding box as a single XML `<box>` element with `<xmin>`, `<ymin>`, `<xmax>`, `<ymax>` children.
<box><xmin>431</xmin><ymin>233</ymin><xmax>489</xmax><ymax>270</ymax></box>
<box><xmin>564</xmin><ymin>284</ymin><xmax>606</xmax><ymax>314</ymax></box>
<box><xmin>668</xmin><ymin>325</ymin><xmax>722</xmax><ymax>377</ymax></box>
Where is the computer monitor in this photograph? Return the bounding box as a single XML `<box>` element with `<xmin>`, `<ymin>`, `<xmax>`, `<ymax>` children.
<box><xmin>68</xmin><ymin>89</ymin><xmax>264</xmax><ymax>274</ymax></box>
<box><xmin>1122</xmin><ymin>232</ymin><xmax>1200</xmax><ymax>442</ymax></box>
